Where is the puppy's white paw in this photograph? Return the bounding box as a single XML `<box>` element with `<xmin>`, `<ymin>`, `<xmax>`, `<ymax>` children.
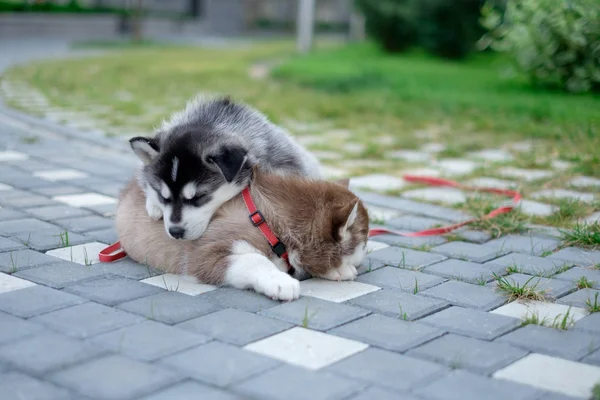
<box><xmin>338</xmin><ymin>264</ymin><xmax>358</xmax><ymax>281</ymax></box>
<box><xmin>321</xmin><ymin>268</ymin><xmax>341</xmax><ymax>281</ymax></box>
<box><xmin>146</xmin><ymin>199</ymin><xmax>163</xmax><ymax>220</ymax></box>
<box><xmin>258</xmin><ymin>273</ymin><xmax>300</xmax><ymax>301</ymax></box>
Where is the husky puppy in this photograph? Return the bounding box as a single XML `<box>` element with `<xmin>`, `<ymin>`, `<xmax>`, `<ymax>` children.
<box><xmin>129</xmin><ymin>95</ymin><xmax>321</xmax><ymax>241</ymax></box>
<box><xmin>116</xmin><ymin>169</ymin><xmax>369</xmax><ymax>301</ymax></box>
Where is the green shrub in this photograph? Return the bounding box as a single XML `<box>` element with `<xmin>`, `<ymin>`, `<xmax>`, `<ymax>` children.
<box><xmin>481</xmin><ymin>0</ymin><xmax>600</xmax><ymax>93</ymax></box>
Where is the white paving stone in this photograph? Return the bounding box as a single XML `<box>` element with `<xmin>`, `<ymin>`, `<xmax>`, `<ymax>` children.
<box><xmin>366</xmin><ymin>240</ymin><xmax>390</xmax><ymax>253</ymax></box>
<box><xmin>349</xmin><ymin>174</ymin><xmax>405</xmax><ymax>192</ymax></box>
<box><xmin>401</xmin><ymin>167</ymin><xmax>442</xmax><ymax>178</ymax></box>
<box><xmin>325</xmin><ymin>129</ymin><xmax>352</xmax><ymax>140</ymax></box>
<box><xmin>0</xmin><ymin>151</ymin><xmax>28</xmax><ymax>161</ymax></box>
<box><xmin>320</xmin><ymin>166</ymin><xmax>348</xmax><ymax>179</ymax></box>
<box><xmin>402</xmin><ymin>187</ymin><xmax>467</xmax><ymax>205</ymax></box>
<box><xmin>571</xmin><ymin>176</ymin><xmax>600</xmax><ymax>188</ymax></box>
<box><xmin>518</xmin><ymin>200</ymin><xmax>557</xmax><ymax>217</ymax></box>
<box><xmin>387</xmin><ymin>150</ymin><xmax>431</xmax><ymax>163</ymax></box>
<box><xmin>468</xmin><ymin>149</ymin><xmax>514</xmax><ymax>162</ymax></box>
<box><xmin>506</xmin><ymin>141</ymin><xmax>533</xmax><ymax>152</ymax></box>
<box><xmin>312</xmin><ymin>151</ymin><xmax>342</xmax><ymax>160</ymax></box>
<box><xmin>295</xmin><ymin>135</ymin><xmax>328</xmax><ymax>146</ymax></box>
<box><xmin>467</xmin><ymin>177</ymin><xmax>517</xmax><ymax>190</ymax></box>
<box><xmin>435</xmin><ymin>159</ymin><xmax>479</xmax><ymax>176</ymax></box>
<box><xmin>244</xmin><ymin>327</ymin><xmax>368</xmax><ymax>370</ymax></box>
<box><xmin>0</xmin><ymin>183</ymin><xmax>13</xmax><ymax>191</ymax></box>
<box><xmin>551</xmin><ymin>160</ymin><xmax>572</xmax><ymax>171</ymax></box>
<box><xmin>498</xmin><ymin>167</ymin><xmax>553</xmax><ymax>182</ymax></box>
<box><xmin>421</xmin><ymin>143</ymin><xmax>446</xmax><ymax>153</ymax></box>
<box><xmin>491</xmin><ymin>300</ymin><xmax>588</xmax><ymax>328</ymax></box>
<box><xmin>0</xmin><ymin>272</ymin><xmax>36</xmax><ymax>294</ymax></box>
<box><xmin>531</xmin><ymin>189</ymin><xmax>595</xmax><ymax>204</ymax></box>
<box><xmin>342</xmin><ymin>143</ymin><xmax>365</xmax><ymax>153</ymax></box>
<box><xmin>365</xmin><ymin>205</ymin><xmax>402</xmax><ymax>222</ymax></box>
<box><xmin>343</xmin><ymin>159</ymin><xmax>389</xmax><ymax>169</ymax></box>
<box><xmin>53</xmin><ymin>193</ymin><xmax>117</xmax><ymax>207</ymax></box>
<box><xmin>373</xmin><ymin>135</ymin><xmax>395</xmax><ymax>145</ymax></box>
<box><xmin>494</xmin><ymin>353</ymin><xmax>600</xmax><ymax>398</ymax></box>
<box><xmin>33</xmin><ymin>169</ymin><xmax>89</xmax><ymax>182</ymax></box>
<box><xmin>46</xmin><ymin>242</ymin><xmax>107</xmax><ymax>265</ymax></box>
<box><xmin>300</xmin><ymin>278</ymin><xmax>380</xmax><ymax>303</ymax></box>
<box><xmin>140</xmin><ymin>274</ymin><xmax>217</xmax><ymax>296</ymax></box>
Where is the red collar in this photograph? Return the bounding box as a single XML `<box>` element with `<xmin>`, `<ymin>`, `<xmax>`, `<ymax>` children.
<box><xmin>241</xmin><ymin>187</ymin><xmax>294</xmax><ymax>274</ymax></box>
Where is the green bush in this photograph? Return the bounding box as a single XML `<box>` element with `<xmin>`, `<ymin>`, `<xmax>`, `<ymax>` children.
<box><xmin>481</xmin><ymin>0</ymin><xmax>600</xmax><ymax>93</ymax></box>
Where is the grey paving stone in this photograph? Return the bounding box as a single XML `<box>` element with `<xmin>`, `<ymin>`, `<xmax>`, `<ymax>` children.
<box><xmin>328</xmin><ymin>347</ymin><xmax>448</xmax><ymax>392</ymax></box>
<box><xmin>348</xmin><ymin>289</ymin><xmax>448</xmax><ymax>320</ymax></box>
<box><xmin>388</xmin><ymin>215</ymin><xmax>446</xmax><ymax>231</ymax></box>
<box><xmin>0</xmin><ymin>371</ymin><xmax>72</xmax><ymax>400</ymax></box>
<box><xmin>485</xmin><ymin>253</ymin><xmax>571</xmax><ymax>277</ymax></box>
<box><xmin>97</xmin><ymin>257</ymin><xmax>161</xmax><ymax>280</ymax></box>
<box><xmin>81</xmin><ymin>203</ymin><xmax>117</xmax><ymax>217</ymax></box>
<box><xmin>547</xmin><ymin>247</ymin><xmax>600</xmax><ymax>267</ymax></box>
<box><xmin>357</xmin><ymin>266</ymin><xmax>445</xmax><ymax>292</ymax></box>
<box><xmin>146</xmin><ymin>380</ymin><xmax>244</xmax><ymax>400</ymax></box>
<box><xmin>0</xmin><ymin>193</ymin><xmax>59</xmax><ymax>208</ymax></box>
<box><xmin>553</xmin><ymin>267</ymin><xmax>600</xmax><ymax>289</ymax></box>
<box><xmin>557</xmin><ymin>288</ymin><xmax>600</xmax><ymax>308</ymax></box>
<box><xmin>24</xmin><ymin>205</ymin><xmax>93</xmax><ymax>221</ymax></box>
<box><xmin>49</xmin><ymin>354</ymin><xmax>180</xmax><ymax>400</ymax></box>
<box><xmin>161</xmin><ymin>341</ymin><xmax>279</xmax><ymax>388</ymax></box>
<box><xmin>420</xmin><ymin>306</ymin><xmax>521</xmax><ymax>340</ymax></box>
<box><xmin>454</xmin><ymin>229</ymin><xmax>492</xmax><ymax>244</ymax></box>
<box><xmin>0</xmin><ymin>236</ymin><xmax>24</xmax><ymax>253</ymax></box>
<box><xmin>328</xmin><ymin>313</ymin><xmax>445</xmax><ymax>353</ymax></box>
<box><xmin>0</xmin><ymin>285</ymin><xmax>87</xmax><ymax>318</ymax></box>
<box><xmin>581</xmin><ymin>348</ymin><xmax>600</xmax><ymax>367</ymax></box>
<box><xmin>487</xmin><ymin>273</ymin><xmax>576</xmax><ymax>300</ymax></box>
<box><xmin>367</xmin><ymin>233</ymin><xmax>447</xmax><ymax>249</ymax></box>
<box><xmin>14</xmin><ymin>261</ymin><xmax>112</xmax><ymax>288</ymax></box>
<box><xmin>196</xmin><ymin>288</ymin><xmax>281</xmax><ymax>312</ymax></box>
<box><xmin>91</xmin><ymin>320</ymin><xmax>209</xmax><ymax>362</ymax></box>
<box><xmin>412</xmin><ymin>370</ymin><xmax>543</xmax><ymax>400</ymax></box>
<box><xmin>83</xmin><ymin>227</ymin><xmax>118</xmax><ymax>245</ymax></box>
<box><xmin>32</xmin><ymin>302</ymin><xmax>145</xmax><ymax>339</ymax></box>
<box><xmin>424</xmin><ymin>259</ymin><xmax>507</xmax><ymax>284</ymax></box>
<box><xmin>64</xmin><ymin>276</ymin><xmax>164</xmax><ymax>306</ymax></box>
<box><xmin>0</xmin><ymin>217</ymin><xmax>58</xmax><ymax>235</ymax></box>
<box><xmin>483</xmin><ymin>234</ymin><xmax>560</xmax><ymax>256</ymax></box>
<box><xmin>420</xmin><ymin>280</ymin><xmax>508</xmax><ymax>311</ymax></box>
<box><xmin>0</xmin><ymin>207</ymin><xmax>28</xmax><ymax>222</ymax></box>
<box><xmin>0</xmin><ymin>331</ymin><xmax>106</xmax><ymax>376</ymax></box>
<box><xmin>366</xmin><ymin>246</ymin><xmax>447</xmax><ymax>269</ymax></box>
<box><xmin>234</xmin><ymin>364</ymin><xmax>366</xmax><ymax>400</ymax></box>
<box><xmin>356</xmin><ymin>257</ymin><xmax>388</xmax><ymax>274</ymax></box>
<box><xmin>0</xmin><ymin>248</ymin><xmax>61</xmax><ymax>273</ymax></box>
<box><xmin>431</xmin><ymin>241</ymin><xmax>507</xmax><ymax>263</ymax></box>
<box><xmin>118</xmin><ymin>291</ymin><xmax>222</xmax><ymax>324</ymax></box>
<box><xmin>177</xmin><ymin>308</ymin><xmax>293</xmax><ymax>346</ymax></box>
<box><xmin>11</xmin><ymin>229</ymin><xmax>89</xmax><ymax>251</ymax></box>
<box><xmin>0</xmin><ymin>311</ymin><xmax>44</xmax><ymax>345</ymax></box>
<box><xmin>32</xmin><ymin>185</ymin><xmax>87</xmax><ymax>197</ymax></box>
<box><xmin>347</xmin><ymin>387</ymin><xmax>419</xmax><ymax>400</ymax></box>
<box><xmin>495</xmin><ymin>324</ymin><xmax>600</xmax><ymax>360</ymax></box>
<box><xmin>407</xmin><ymin>333</ymin><xmax>528</xmax><ymax>375</ymax></box>
<box><xmin>53</xmin><ymin>215</ymin><xmax>114</xmax><ymax>233</ymax></box>
<box><xmin>259</xmin><ymin>297</ymin><xmax>369</xmax><ymax>331</ymax></box>
<box><xmin>574</xmin><ymin>313</ymin><xmax>600</xmax><ymax>335</ymax></box>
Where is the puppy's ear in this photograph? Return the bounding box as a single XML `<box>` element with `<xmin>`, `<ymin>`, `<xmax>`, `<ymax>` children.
<box><xmin>209</xmin><ymin>145</ymin><xmax>249</xmax><ymax>182</ymax></box>
<box><xmin>129</xmin><ymin>136</ymin><xmax>159</xmax><ymax>165</ymax></box>
<box><xmin>332</xmin><ymin>199</ymin><xmax>360</xmax><ymax>241</ymax></box>
<box><xmin>333</xmin><ymin>178</ymin><xmax>350</xmax><ymax>188</ymax></box>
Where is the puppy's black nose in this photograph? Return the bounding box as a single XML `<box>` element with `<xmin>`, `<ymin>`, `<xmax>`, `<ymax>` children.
<box><xmin>169</xmin><ymin>227</ymin><xmax>185</xmax><ymax>239</ymax></box>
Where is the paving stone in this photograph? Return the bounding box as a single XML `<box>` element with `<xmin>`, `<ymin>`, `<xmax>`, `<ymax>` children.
<box><xmin>0</xmin><ymin>271</ymin><xmax>36</xmax><ymax>294</ymax></box>
<box><xmin>328</xmin><ymin>313</ymin><xmax>444</xmax><ymax>353</ymax></box>
<box><xmin>571</xmin><ymin>176</ymin><xmax>600</xmax><ymax>188</ymax></box>
<box><xmin>431</xmin><ymin>241</ymin><xmax>507</xmax><ymax>263</ymax></box>
<box><xmin>388</xmin><ymin>149</ymin><xmax>432</xmax><ymax>162</ymax></box>
<box><xmin>487</xmin><ymin>273</ymin><xmax>576</xmax><ymax>299</ymax></box>
<box><xmin>146</xmin><ymin>381</ymin><xmax>244</xmax><ymax>400</ymax></box>
<box><xmin>584</xmin><ymin>211</ymin><xmax>600</xmax><ymax>223</ymax></box>
<box><xmin>485</xmin><ymin>253</ymin><xmax>570</xmax><ymax>277</ymax></box>
<box><xmin>64</xmin><ymin>276</ymin><xmax>164</xmax><ymax>306</ymax></box>
<box><xmin>83</xmin><ymin>227</ymin><xmax>118</xmax><ymax>244</ymax></box>
<box><xmin>498</xmin><ymin>167</ymin><xmax>553</xmax><ymax>181</ymax></box>
<box><xmin>91</xmin><ymin>320</ymin><xmax>209</xmax><ymax>362</ymax></box>
<box><xmin>496</xmin><ymin>324</ymin><xmax>600</xmax><ymax>360</ymax></box>
<box><xmin>414</xmin><ymin>370</ymin><xmax>543</xmax><ymax>400</ymax></box>
<box><xmin>32</xmin><ymin>302</ymin><xmax>145</xmax><ymax>339</ymax></box>
<box><xmin>0</xmin><ymin>248</ymin><xmax>61</xmax><ymax>273</ymax></box>
<box><xmin>50</xmin><ymin>354</ymin><xmax>180</xmax><ymax>400</ymax></box>
<box><xmin>177</xmin><ymin>308</ymin><xmax>293</xmax><ymax>346</ymax></box>
<box><xmin>53</xmin><ymin>192</ymin><xmax>117</xmax><ymax>207</ymax></box>
<box><xmin>435</xmin><ymin>159</ymin><xmax>479</xmax><ymax>176</ymax></box>
<box><xmin>424</xmin><ymin>259</ymin><xmax>506</xmax><ymax>284</ymax></box>
<box><xmin>23</xmin><ymin>204</ymin><xmax>93</xmax><ymax>221</ymax></box>
<box><xmin>402</xmin><ymin>187</ymin><xmax>467</xmax><ymax>204</ymax></box>
<box><xmin>551</xmin><ymin>160</ymin><xmax>572</xmax><ymax>171</ymax></box>
<box><xmin>493</xmin><ymin>353</ymin><xmax>600</xmax><ymax>398</ymax></box>
<box><xmin>328</xmin><ymin>347</ymin><xmax>448</xmax><ymax>391</ymax></box>
<box><xmin>365</xmin><ymin>240</ymin><xmax>389</xmax><ymax>253</ymax></box>
<box><xmin>420</xmin><ymin>280</ymin><xmax>508</xmax><ymax>311</ymax></box>
<box><xmin>388</xmin><ymin>215</ymin><xmax>446</xmax><ymax>231</ymax></box>
<box><xmin>365</xmin><ymin>205</ymin><xmax>402</xmax><ymax>222</ymax></box>
<box><xmin>349</xmin><ymin>174</ymin><xmax>406</xmax><ymax>191</ymax></box>
<box><xmin>581</xmin><ymin>348</ymin><xmax>600</xmax><ymax>367</ymax></box>
<box><xmin>97</xmin><ymin>257</ymin><xmax>161</xmax><ymax>280</ymax></box>
<box><xmin>140</xmin><ymin>274</ymin><xmax>217</xmax><ymax>296</ymax></box>
<box><xmin>466</xmin><ymin>177</ymin><xmax>517</xmax><ymax>190</ymax></box>
<box><xmin>14</xmin><ymin>261</ymin><xmax>112</xmax><ymax>289</ymax></box>
<box><xmin>346</xmin><ymin>386</ymin><xmax>417</xmax><ymax>400</ymax></box>
<box><xmin>82</xmin><ymin>202</ymin><xmax>117</xmax><ymax>217</ymax></box>
<box><xmin>547</xmin><ymin>247</ymin><xmax>600</xmax><ymax>267</ymax></box>
<box><xmin>557</xmin><ymin>288</ymin><xmax>600</xmax><ymax>308</ymax></box>
<box><xmin>468</xmin><ymin>149</ymin><xmax>514</xmax><ymax>162</ymax></box>
<box><xmin>532</xmin><ymin>189</ymin><xmax>595</xmax><ymax>204</ymax></box>
<box><xmin>32</xmin><ymin>184</ymin><xmax>88</xmax><ymax>197</ymax></box>
<box><xmin>420</xmin><ymin>306</ymin><xmax>520</xmax><ymax>340</ymax></box>
<box><xmin>161</xmin><ymin>341</ymin><xmax>279</xmax><ymax>387</ymax></box>
<box><xmin>300</xmin><ymin>278</ymin><xmax>380</xmax><ymax>303</ymax></box>
<box><xmin>259</xmin><ymin>297</ymin><xmax>369</xmax><ymax>331</ymax></box>
<box><xmin>234</xmin><ymin>364</ymin><xmax>366</xmax><ymax>400</ymax></box>
<box><xmin>348</xmin><ymin>289</ymin><xmax>448</xmax><ymax>320</ymax></box>
<box><xmin>0</xmin><ymin>193</ymin><xmax>59</xmax><ymax>208</ymax></box>
<box><xmin>0</xmin><ymin>372</ymin><xmax>72</xmax><ymax>400</ymax></box>
<box><xmin>0</xmin><ymin>285</ymin><xmax>87</xmax><ymax>318</ymax></box>
<box><xmin>402</xmin><ymin>167</ymin><xmax>442</xmax><ymax>177</ymax></box>
<box><xmin>574</xmin><ymin>313</ymin><xmax>600</xmax><ymax>335</ymax></box>
<box><xmin>0</xmin><ymin>311</ymin><xmax>43</xmax><ymax>345</ymax></box>
<box><xmin>0</xmin><ymin>331</ymin><xmax>106</xmax><ymax>376</ymax></box>
<box><xmin>0</xmin><ymin>217</ymin><xmax>58</xmax><ymax>235</ymax></box>
<box><xmin>553</xmin><ymin>267</ymin><xmax>600</xmax><ymax>289</ymax></box>
<box><xmin>46</xmin><ymin>242</ymin><xmax>108</xmax><ymax>265</ymax></box>
<box><xmin>491</xmin><ymin>300</ymin><xmax>588</xmax><ymax>328</ymax></box>
<box><xmin>0</xmin><ymin>150</ymin><xmax>28</xmax><ymax>161</ymax></box>
<box><xmin>367</xmin><ymin>232</ymin><xmax>447</xmax><ymax>249</ymax></box>
<box><xmin>199</xmin><ymin>287</ymin><xmax>281</xmax><ymax>312</ymax></box>
<box><xmin>518</xmin><ymin>200</ymin><xmax>556</xmax><ymax>217</ymax></box>
<box><xmin>0</xmin><ymin>207</ymin><xmax>27</xmax><ymax>222</ymax></box>
<box><xmin>357</xmin><ymin>267</ymin><xmax>445</xmax><ymax>295</ymax></box>
<box><xmin>11</xmin><ymin>229</ymin><xmax>89</xmax><ymax>251</ymax></box>
<box><xmin>364</xmin><ymin>247</ymin><xmax>446</xmax><ymax>269</ymax></box>
<box><xmin>33</xmin><ymin>168</ymin><xmax>89</xmax><ymax>181</ymax></box>
<box><xmin>0</xmin><ymin>236</ymin><xmax>24</xmax><ymax>253</ymax></box>
<box><xmin>454</xmin><ymin>229</ymin><xmax>492</xmax><ymax>244</ymax></box>
<box><xmin>483</xmin><ymin>234</ymin><xmax>560</xmax><ymax>256</ymax></box>
<box><xmin>53</xmin><ymin>215</ymin><xmax>114</xmax><ymax>233</ymax></box>
<box><xmin>118</xmin><ymin>291</ymin><xmax>222</xmax><ymax>324</ymax></box>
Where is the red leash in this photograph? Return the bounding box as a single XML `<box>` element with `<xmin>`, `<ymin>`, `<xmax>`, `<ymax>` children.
<box><xmin>98</xmin><ymin>175</ymin><xmax>521</xmax><ymax>262</ymax></box>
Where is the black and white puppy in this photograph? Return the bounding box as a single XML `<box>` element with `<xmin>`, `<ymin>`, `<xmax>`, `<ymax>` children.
<box><xmin>129</xmin><ymin>95</ymin><xmax>322</xmax><ymax>240</ymax></box>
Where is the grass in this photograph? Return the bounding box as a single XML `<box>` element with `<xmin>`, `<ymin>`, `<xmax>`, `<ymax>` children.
<box><xmin>593</xmin><ymin>383</ymin><xmax>600</xmax><ymax>400</ymax></box>
<box><xmin>493</xmin><ymin>273</ymin><xmax>547</xmax><ymax>301</ymax></box>
<box><xmin>587</xmin><ymin>292</ymin><xmax>600</xmax><ymax>313</ymax></box>
<box><xmin>302</xmin><ymin>303</ymin><xmax>319</xmax><ymax>328</ymax></box>
<box><xmin>459</xmin><ymin>195</ymin><xmax>528</xmax><ymax>238</ymax></box>
<box><xmin>562</xmin><ymin>222</ymin><xmax>600</xmax><ymax>249</ymax></box>
<box><xmin>577</xmin><ymin>276</ymin><xmax>596</xmax><ymax>289</ymax></box>
<box><xmin>521</xmin><ymin>308</ymin><xmax>575</xmax><ymax>330</ymax></box>
<box><xmin>398</xmin><ymin>304</ymin><xmax>409</xmax><ymax>320</ymax></box>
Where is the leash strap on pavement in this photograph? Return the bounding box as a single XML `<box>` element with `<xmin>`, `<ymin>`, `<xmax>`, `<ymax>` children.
<box><xmin>98</xmin><ymin>241</ymin><xmax>127</xmax><ymax>263</ymax></box>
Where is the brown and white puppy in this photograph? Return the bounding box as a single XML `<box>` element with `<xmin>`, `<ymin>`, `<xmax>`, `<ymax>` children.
<box><xmin>116</xmin><ymin>170</ymin><xmax>369</xmax><ymax>301</ymax></box>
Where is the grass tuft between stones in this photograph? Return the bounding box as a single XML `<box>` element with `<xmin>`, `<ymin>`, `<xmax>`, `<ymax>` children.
<box><xmin>561</xmin><ymin>222</ymin><xmax>600</xmax><ymax>249</ymax></box>
<box><xmin>493</xmin><ymin>273</ymin><xmax>547</xmax><ymax>301</ymax></box>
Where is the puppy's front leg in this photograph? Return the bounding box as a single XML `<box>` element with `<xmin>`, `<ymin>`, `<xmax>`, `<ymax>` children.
<box><xmin>145</xmin><ymin>196</ymin><xmax>163</xmax><ymax>221</ymax></box>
